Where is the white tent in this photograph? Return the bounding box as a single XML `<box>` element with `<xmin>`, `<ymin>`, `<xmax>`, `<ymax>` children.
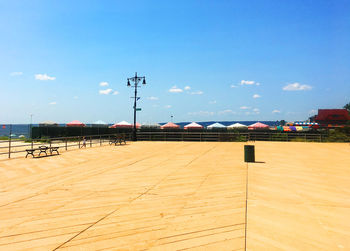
<box><xmin>207</xmin><ymin>122</ymin><xmax>226</xmax><ymax>129</ymax></box>
<box><xmin>141</xmin><ymin>123</ymin><xmax>161</xmax><ymax>129</ymax></box>
<box><xmin>111</xmin><ymin>121</ymin><xmax>133</xmax><ymax>128</ymax></box>
<box><xmin>184</xmin><ymin>122</ymin><xmax>203</xmax><ymax>129</ymax></box>
<box><xmin>227</xmin><ymin>123</ymin><xmax>247</xmax><ymax>128</ymax></box>
<box><xmin>39</xmin><ymin>120</ymin><xmax>58</xmax><ymax>127</ymax></box>
<box><xmin>92</xmin><ymin>120</ymin><xmax>108</xmax><ymax>127</ymax></box>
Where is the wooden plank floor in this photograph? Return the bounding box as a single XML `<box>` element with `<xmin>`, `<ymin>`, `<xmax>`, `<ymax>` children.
<box><xmin>0</xmin><ymin>141</ymin><xmax>349</xmax><ymax>250</ymax></box>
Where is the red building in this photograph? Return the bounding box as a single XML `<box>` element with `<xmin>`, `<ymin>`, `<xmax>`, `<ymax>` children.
<box><xmin>314</xmin><ymin>109</ymin><xmax>350</xmax><ymax>126</ymax></box>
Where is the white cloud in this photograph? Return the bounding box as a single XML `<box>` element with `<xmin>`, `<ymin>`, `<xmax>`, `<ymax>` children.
<box><xmin>253</xmin><ymin>94</ymin><xmax>261</xmax><ymax>99</ymax></box>
<box><xmin>218</xmin><ymin>109</ymin><xmax>236</xmax><ymax>115</ymax></box>
<box><xmin>188</xmin><ymin>111</ymin><xmax>214</xmax><ymax>116</ymax></box>
<box><xmin>35</xmin><ymin>74</ymin><xmax>56</xmax><ymax>81</ymax></box>
<box><xmin>10</xmin><ymin>72</ymin><xmax>23</xmax><ymax>76</ymax></box>
<box><xmin>165</xmin><ymin>105</ymin><xmax>172</xmax><ymax>109</ymax></box>
<box><xmin>190</xmin><ymin>91</ymin><xmax>203</xmax><ymax>95</ymax></box>
<box><xmin>240</xmin><ymin>80</ymin><xmax>255</xmax><ymax>85</ymax></box>
<box><xmin>240</xmin><ymin>106</ymin><xmax>250</xmax><ymax>110</ymax></box>
<box><xmin>112</xmin><ymin>91</ymin><xmax>119</xmax><ymax>95</ymax></box>
<box><xmin>99</xmin><ymin>82</ymin><xmax>109</xmax><ymax>87</ymax></box>
<box><xmin>230</xmin><ymin>84</ymin><xmax>238</xmax><ymax>88</ymax></box>
<box><xmin>169</xmin><ymin>86</ymin><xmax>183</xmax><ymax>93</ymax></box>
<box><xmin>184</xmin><ymin>86</ymin><xmax>191</xmax><ymax>90</ymax></box>
<box><xmin>73</xmin><ymin>96</ymin><xmax>78</xmax><ymax>99</ymax></box>
<box><xmin>272</xmin><ymin>109</ymin><xmax>281</xmax><ymax>114</ymax></box>
<box><xmin>49</xmin><ymin>101</ymin><xmax>57</xmax><ymax>105</ymax></box>
<box><xmin>209</xmin><ymin>100</ymin><xmax>217</xmax><ymax>104</ymax></box>
<box><xmin>147</xmin><ymin>96</ymin><xmax>159</xmax><ymax>100</ymax></box>
<box><xmin>256</xmin><ymin>82</ymin><xmax>261</xmax><ymax>86</ymax></box>
<box><xmin>253</xmin><ymin>108</ymin><xmax>260</xmax><ymax>114</ymax></box>
<box><xmin>99</xmin><ymin>89</ymin><xmax>113</xmax><ymax>95</ymax></box>
<box><xmin>283</xmin><ymin>82</ymin><xmax>312</xmax><ymax>91</ymax></box>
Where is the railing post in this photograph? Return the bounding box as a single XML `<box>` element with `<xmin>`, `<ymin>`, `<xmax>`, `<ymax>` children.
<box><xmin>78</xmin><ymin>137</ymin><xmax>80</xmax><ymax>148</ymax></box>
<box><xmin>8</xmin><ymin>125</ymin><xmax>12</xmax><ymax>159</ymax></box>
<box><xmin>90</xmin><ymin>136</ymin><xmax>92</xmax><ymax>147</ymax></box>
<box><xmin>100</xmin><ymin>135</ymin><xmax>102</xmax><ymax>146</ymax></box>
<box><xmin>65</xmin><ymin>138</ymin><xmax>67</xmax><ymax>151</ymax></box>
<box><xmin>31</xmin><ymin>139</ymin><xmax>34</xmax><ymax>150</ymax></box>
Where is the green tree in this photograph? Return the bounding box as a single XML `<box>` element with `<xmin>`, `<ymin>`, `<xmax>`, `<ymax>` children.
<box><xmin>344</xmin><ymin>102</ymin><xmax>350</xmax><ymax>114</ymax></box>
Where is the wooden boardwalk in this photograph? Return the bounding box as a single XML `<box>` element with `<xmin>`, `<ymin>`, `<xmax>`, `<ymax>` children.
<box><xmin>0</xmin><ymin>141</ymin><xmax>349</xmax><ymax>250</ymax></box>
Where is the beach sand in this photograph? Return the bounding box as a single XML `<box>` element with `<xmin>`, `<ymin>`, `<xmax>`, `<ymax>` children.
<box><xmin>0</xmin><ymin>141</ymin><xmax>349</xmax><ymax>250</ymax></box>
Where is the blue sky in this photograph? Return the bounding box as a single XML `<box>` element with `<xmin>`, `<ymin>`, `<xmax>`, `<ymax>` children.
<box><xmin>1</xmin><ymin>0</ymin><xmax>349</xmax><ymax>124</ymax></box>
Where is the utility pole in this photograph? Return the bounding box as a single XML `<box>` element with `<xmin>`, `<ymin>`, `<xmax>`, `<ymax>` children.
<box><xmin>127</xmin><ymin>72</ymin><xmax>146</xmax><ymax>141</ymax></box>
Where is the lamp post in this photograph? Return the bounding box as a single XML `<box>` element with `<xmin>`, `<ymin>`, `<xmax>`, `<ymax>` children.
<box><xmin>127</xmin><ymin>72</ymin><xmax>146</xmax><ymax>141</ymax></box>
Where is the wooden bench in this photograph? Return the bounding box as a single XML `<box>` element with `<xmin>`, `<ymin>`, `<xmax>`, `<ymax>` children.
<box><xmin>25</xmin><ymin>146</ymin><xmax>60</xmax><ymax>158</ymax></box>
<box><xmin>109</xmin><ymin>135</ymin><xmax>126</xmax><ymax>146</ymax></box>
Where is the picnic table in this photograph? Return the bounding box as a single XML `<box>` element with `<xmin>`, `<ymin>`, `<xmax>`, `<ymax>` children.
<box><xmin>26</xmin><ymin>146</ymin><xmax>60</xmax><ymax>158</ymax></box>
<box><xmin>109</xmin><ymin>134</ymin><xmax>126</xmax><ymax>146</ymax></box>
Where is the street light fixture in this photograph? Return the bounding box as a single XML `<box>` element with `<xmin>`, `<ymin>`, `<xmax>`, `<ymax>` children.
<box><xmin>127</xmin><ymin>72</ymin><xmax>147</xmax><ymax>141</ymax></box>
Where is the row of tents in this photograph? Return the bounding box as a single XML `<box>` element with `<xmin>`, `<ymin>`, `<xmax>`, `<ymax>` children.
<box><xmin>40</xmin><ymin>120</ymin><xmax>271</xmax><ymax>129</ymax></box>
<box><xmin>39</xmin><ymin>120</ymin><xmax>316</xmax><ymax>131</ymax></box>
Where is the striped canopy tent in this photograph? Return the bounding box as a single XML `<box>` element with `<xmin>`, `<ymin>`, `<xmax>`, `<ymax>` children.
<box><xmin>66</xmin><ymin>120</ymin><xmax>86</xmax><ymax>127</ymax></box>
<box><xmin>92</xmin><ymin>120</ymin><xmax>108</xmax><ymax>127</ymax></box>
<box><xmin>248</xmin><ymin>122</ymin><xmax>269</xmax><ymax>130</ymax></box>
<box><xmin>207</xmin><ymin>122</ymin><xmax>226</xmax><ymax>129</ymax></box>
<box><xmin>110</xmin><ymin>121</ymin><xmax>133</xmax><ymax>128</ymax></box>
<box><xmin>227</xmin><ymin>123</ymin><xmax>247</xmax><ymax>129</ymax></box>
<box><xmin>39</xmin><ymin>120</ymin><xmax>58</xmax><ymax>127</ymax></box>
<box><xmin>161</xmin><ymin>122</ymin><xmax>180</xmax><ymax>129</ymax></box>
<box><xmin>184</xmin><ymin>122</ymin><xmax>203</xmax><ymax>130</ymax></box>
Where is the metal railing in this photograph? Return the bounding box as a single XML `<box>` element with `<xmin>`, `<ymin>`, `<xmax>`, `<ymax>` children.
<box><xmin>136</xmin><ymin>131</ymin><xmax>325</xmax><ymax>142</ymax></box>
<box><xmin>0</xmin><ymin>131</ymin><xmax>340</xmax><ymax>159</ymax></box>
<box><xmin>0</xmin><ymin>133</ymin><xmax>132</xmax><ymax>159</ymax></box>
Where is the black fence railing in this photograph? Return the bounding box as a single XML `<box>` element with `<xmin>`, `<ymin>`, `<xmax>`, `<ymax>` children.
<box><xmin>0</xmin><ymin>133</ymin><xmax>132</xmax><ymax>159</ymax></box>
<box><xmin>1</xmin><ymin>131</ymin><xmax>347</xmax><ymax>159</ymax></box>
<box><xmin>136</xmin><ymin>132</ymin><xmax>325</xmax><ymax>142</ymax></box>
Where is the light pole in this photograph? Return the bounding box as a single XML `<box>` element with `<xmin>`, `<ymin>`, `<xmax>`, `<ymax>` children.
<box><xmin>171</xmin><ymin>115</ymin><xmax>173</xmax><ymax>123</ymax></box>
<box><xmin>127</xmin><ymin>72</ymin><xmax>146</xmax><ymax>141</ymax></box>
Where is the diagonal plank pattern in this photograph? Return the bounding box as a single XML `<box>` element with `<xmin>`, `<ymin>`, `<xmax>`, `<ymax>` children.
<box><xmin>1</xmin><ymin>141</ymin><xmax>349</xmax><ymax>250</ymax></box>
<box><xmin>0</xmin><ymin>142</ymin><xmax>246</xmax><ymax>250</ymax></box>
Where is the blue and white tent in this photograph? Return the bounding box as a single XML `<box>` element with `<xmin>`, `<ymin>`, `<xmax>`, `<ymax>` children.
<box><xmin>207</xmin><ymin>122</ymin><xmax>226</xmax><ymax>129</ymax></box>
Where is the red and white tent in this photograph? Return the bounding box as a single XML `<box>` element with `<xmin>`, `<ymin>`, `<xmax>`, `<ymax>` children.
<box><xmin>110</xmin><ymin>121</ymin><xmax>133</xmax><ymax>128</ymax></box>
<box><xmin>66</xmin><ymin>120</ymin><xmax>86</xmax><ymax>127</ymax></box>
<box><xmin>160</xmin><ymin>122</ymin><xmax>180</xmax><ymax>129</ymax></box>
<box><xmin>184</xmin><ymin>122</ymin><xmax>203</xmax><ymax>129</ymax></box>
<box><xmin>248</xmin><ymin>122</ymin><xmax>269</xmax><ymax>130</ymax></box>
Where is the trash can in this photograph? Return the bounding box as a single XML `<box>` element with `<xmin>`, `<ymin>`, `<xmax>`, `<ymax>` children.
<box><xmin>244</xmin><ymin>145</ymin><xmax>255</xmax><ymax>163</ymax></box>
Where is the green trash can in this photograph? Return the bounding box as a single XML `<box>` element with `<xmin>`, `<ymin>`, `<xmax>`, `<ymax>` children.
<box><xmin>244</xmin><ymin>145</ymin><xmax>255</xmax><ymax>163</ymax></box>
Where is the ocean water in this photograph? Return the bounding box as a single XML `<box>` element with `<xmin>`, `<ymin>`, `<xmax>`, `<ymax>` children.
<box><xmin>0</xmin><ymin>121</ymin><xmax>279</xmax><ymax>138</ymax></box>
